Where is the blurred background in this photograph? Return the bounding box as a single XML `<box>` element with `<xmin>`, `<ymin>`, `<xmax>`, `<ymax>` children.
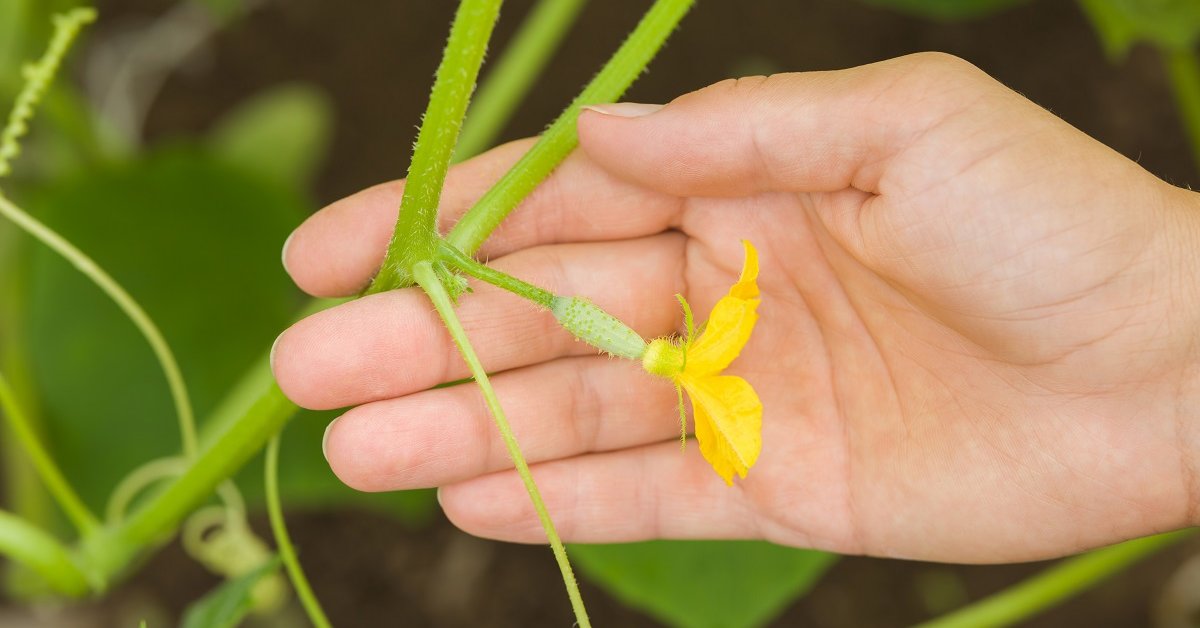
<box><xmin>0</xmin><ymin>0</ymin><xmax>1198</xmax><ymax>626</ymax></box>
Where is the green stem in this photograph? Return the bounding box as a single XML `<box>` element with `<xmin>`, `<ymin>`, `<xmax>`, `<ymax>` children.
<box><xmin>0</xmin><ymin>193</ymin><xmax>198</xmax><ymax>458</ymax></box>
<box><xmin>0</xmin><ymin>509</ymin><xmax>91</xmax><ymax>597</ymax></box>
<box><xmin>81</xmin><ymin>380</ymin><xmax>295</xmax><ymax>582</ymax></box>
<box><xmin>414</xmin><ymin>261</ymin><xmax>590</xmax><ymax>628</ymax></box>
<box><xmin>0</xmin><ymin>233</ymin><xmax>56</xmax><ymax>540</ymax></box>
<box><xmin>0</xmin><ymin>370</ymin><xmax>98</xmax><ymax>534</ymax></box>
<box><xmin>455</xmin><ymin>0</ymin><xmax>589</xmax><ymax>160</ymax></box>
<box><xmin>447</xmin><ymin>0</ymin><xmax>693</xmax><ymax>255</ymax></box>
<box><xmin>366</xmin><ymin>0</ymin><xmax>503</xmax><ymax>294</ymax></box>
<box><xmin>265</xmin><ymin>434</ymin><xmax>332</xmax><ymax>628</ymax></box>
<box><xmin>105</xmin><ymin>457</ymin><xmax>185</xmax><ymax>524</ymax></box>
<box><xmin>81</xmin><ymin>299</ymin><xmax>341</xmax><ymax>582</ymax></box>
<box><xmin>918</xmin><ymin>530</ymin><xmax>1196</xmax><ymax>628</ymax></box>
<box><xmin>1165</xmin><ymin>47</ymin><xmax>1200</xmax><ymax>174</ymax></box>
<box><xmin>438</xmin><ymin>239</ymin><xmax>553</xmax><ymax>306</ymax></box>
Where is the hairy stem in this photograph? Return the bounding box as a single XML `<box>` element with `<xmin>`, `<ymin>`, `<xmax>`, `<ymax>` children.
<box><xmin>0</xmin><ymin>509</ymin><xmax>91</xmax><ymax>597</ymax></box>
<box><xmin>266</xmin><ymin>434</ymin><xmax>332</xmax><ymax>628</ymax></box>
<box><xmin>0</xmin><ymin>8</ymin><xmax>95</xmax><ymax>177</ymax></box>
<box><xmin>919</xmin><ymin>530</ymin><xmax>1196</xmax><ymax>628</ymax></box>
<box><xmin>366</xmin><ymin>0</ymin><xmax>503</xmax><ymax>293</ymax></box>
<box><xmin>1165</xmin><ymin>47</ymin><xmax>1200</xmax><ymax>174</ymax></box>
<box><xmin>447</xmin><ymin>0</ymin><xmax>693</xmax><ymax>255</ymax></box>
<box><xmin>0</xmin><ymin>193</ymin><xmax>198</xmax><ymax>458</ymax></box>
<box><xmin>455</xmin><ymin>0</ymin><xmax>589</xmax><ymax>160</ymax></box>
<box><xmin>438</xmin><ymin>239</ymin><xmax>553</xmax><ymax>306</ymax></box>
<box><xmin>0</xmin><ymin>370</ymin><xmax>98</xmax><ymax>535</ymax></box>
<box><xmin>414</xmin><ymin>261</ymin><xmax>590</xmax><ymax>628</ymax></box>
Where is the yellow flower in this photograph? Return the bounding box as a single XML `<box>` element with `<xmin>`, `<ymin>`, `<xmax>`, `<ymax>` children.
<box><xmin>642</xmin><ymin>241</ymin><xmax>762</xmax><ymax>485</ymax></box>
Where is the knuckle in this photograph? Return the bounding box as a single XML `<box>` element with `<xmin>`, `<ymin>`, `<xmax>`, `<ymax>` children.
<box><xmin>325</xmin><ymin>408</ymin><xmax>400</xmax><ymax>492</ymax></box>
<box><xmin>904</xmin><ymin>51</ymin><xmax>981</xmax><ymax>80</ymax></box>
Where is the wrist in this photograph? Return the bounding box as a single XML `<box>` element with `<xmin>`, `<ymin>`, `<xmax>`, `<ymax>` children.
<box><xmin>1164</xmin><ymin>184</ymin><xmax>1200</xmax><ymax>527</ymax></box>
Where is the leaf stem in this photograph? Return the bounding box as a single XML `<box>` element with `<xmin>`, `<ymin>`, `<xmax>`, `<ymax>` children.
<box><xmin>0</xmin><ymin>192</ymin><xmax>198</xmax><ymax>458</ymax></box>
<box><xmin>366</xmin><ymin>0</ymin><xmax>503</xmax><ymax>293</ymax></box>
<box><xmin>437</xmin><ymin>239</ymin><xmax>554</xmax><ymax>307</ymax></box>
<box><xmin>447</xmin><ymin>0</ymin><xmax>694</xmax><ymax>255</ymax></box>
<box><xmin>1165</xmin><ymin>47</ymin><xmax>1200</xmax><ymax>174</ymax></box>
<box><xmin>455</xmin><ymin>0</ymin><xmax>589</xmax><ymax>160</ymax></box>
<box><xmin>266</xmin><ymin>433</ymin><xmax>332</xmax><ymax>628</ymax></box>
<box><xmin>414</xmin><ymin>261</ymin><xmax>590</xmax><ymax>628</ymax></box>
<box><xmin>0</xmin><ymin>370</ymin><xmax>99</xmax><ymax>535</ymax></box>
<box><xmin>918</xmin><ymin>530</ymin><xmax>1196</xmax><ymax>628</ymax></box>
<box><xmin>0</xmin><ymin>509</ymin><xmax>91</xmax><ymax>597</ymax></box>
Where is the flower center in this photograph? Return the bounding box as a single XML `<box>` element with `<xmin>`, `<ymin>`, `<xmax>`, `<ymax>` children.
<box><xmin>642</xmin><ymin>338</ymin><xmax>685</xmax><ymax>378</ymax></box>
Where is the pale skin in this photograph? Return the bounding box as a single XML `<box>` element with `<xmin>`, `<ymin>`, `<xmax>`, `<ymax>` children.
<box><xmin>273</xmin><ymin>53</ymin><xmax>1200</xmax><ymax>564</ymax></box>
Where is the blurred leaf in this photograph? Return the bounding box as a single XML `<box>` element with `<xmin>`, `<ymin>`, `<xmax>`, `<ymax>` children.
<box><xmin>208</xmin><ymin>84</ymin><xmax>333</xmax><ymax>190</ymax></box>
<box><xmin>854</xmin><ymin>0</ymin><xmax>1030</xmax><ymax>21</ymax></box>
<box><xmin>0</xmin><ymin>0</ymin><xmax>28</xmax><ymax>80</ymax></box>
<box><xmin>25</xmin><ymin>146</ymin><xmax>305</xmax><ymax>512</ymax></box>
<box><xmin>24</xmin><ymin>145</ymin><xmax>435</xmax><ymax>525</ymax></box>
<box><xmin>572</xmin><ymin>540</ymin><xmax>838</xmax><ymax>628</ymax></box>
<box><xmin>180</xmin><ymin>556</ymin><xmax>280</xmax><ymax>628</ymax></box>
<box><xmin>232</xmin><ymin>403</ymin><xmax>440</xmax><ymax>524</ymax></box>
<box><xmin>197</xmin><ymin>0</ymin><xmax>250</xmax><ymax>22</ymax></box>
<box><xmin>1078</xmin><ymin>0</ymin><xmax>1200</xmax><ymax>57</ymax></box>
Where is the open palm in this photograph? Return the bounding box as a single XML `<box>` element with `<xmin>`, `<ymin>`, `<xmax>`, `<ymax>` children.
<box><xmin>273</xmin><ymin>53</ymin><xmax>1200</xmax><ymax>563</ymax></box>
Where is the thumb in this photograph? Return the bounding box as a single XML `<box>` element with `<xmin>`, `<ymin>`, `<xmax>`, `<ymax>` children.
<box><xmin>577</xmin><ymin>53</ymin><xmax>1008</xmax><ymax>198</ymax></box>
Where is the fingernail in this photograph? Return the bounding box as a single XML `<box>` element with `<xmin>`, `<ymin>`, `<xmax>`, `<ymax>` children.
<box><xmin>281</xmin><ymin>229</ymin><xmax>296</xmax><ymax>274</ymax></box>
<box><xmin>436</xmin><ymin>487</ymin><xmax>445</xmax><ymax>510</ymax></box>
<box><xmin>582</xmin><ymin>102</ymin><xmax>662</xmax><ymax>117</ymax></box>
<box><xmin>269</xmin><ymin>332</ymin><xmax>282</xmax><ymax>373</ymax></box>
<box><xmin>322</xmin><ymin>417</ymin><xmax>338</xmax><ymax>460</ymax></box>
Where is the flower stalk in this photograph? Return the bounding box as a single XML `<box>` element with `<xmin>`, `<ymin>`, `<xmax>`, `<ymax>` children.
<box><xmin>437</xmin><ymin>240</ymin><xmax>646</xmax><ymax>358</ymax></box>
<box><xmin>414</xmin><ymin>261</ymin><xmax>591</xmax><ymax>628</ymax></box>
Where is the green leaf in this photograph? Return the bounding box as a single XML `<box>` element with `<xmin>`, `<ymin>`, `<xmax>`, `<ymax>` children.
<box><xmin>1077</xmin><ymin>0</ymin><xmax>1200</xmax><ymax>58</ymax></box>
<box><xmin>180</xmin><ymin>557</ymin><xmax>281</xmax><ymax>628</ymax></box>
<box><xmin>572</xmin><ymin>540</ymin><xmax>839</xmax><ymax>628</ymax></box>
<box><xmin>0</xmin><ymin>0</ymin><xmax>28</xmax><ymax>81</ymax></box>
<box><xmin>208</xmin><ymin>84</ymin><xmax>333</xmax><ymax>189</ymax></box>
<box><xmin>196</xmin><ymin>0</ymin><xmax>250</xmax><ymax>21</ymax></box>
<box><xmin>22</xmin><ymin>145</ymin><xmax>435</xmax><ymax>525</ymax></box>
<box><xmin>24</xmin><ymin>146</ymin><xmax>303</xmax><ymax>513</ymax></box>
<box><xmin>232</xmin><ymin>404</ymin><xmax>440</xmax><ymax>524</ymax></box>
<box><xmin>854</xmin><ymin>0</ymin><xmax>1030</xmax><ymax>21</ymax></box>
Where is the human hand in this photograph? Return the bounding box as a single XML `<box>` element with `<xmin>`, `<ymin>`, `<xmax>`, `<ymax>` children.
<box><xmin>273</xmin><ymin>53</ymin><xmax>1200</xmax><ymax>563</ymax></box>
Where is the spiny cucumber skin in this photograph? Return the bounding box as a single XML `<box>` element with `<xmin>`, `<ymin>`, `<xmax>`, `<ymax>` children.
<box><xmin>550</xmin><ymin>296</ymin><xmax>646</xmax><ymax>360</ymax></box>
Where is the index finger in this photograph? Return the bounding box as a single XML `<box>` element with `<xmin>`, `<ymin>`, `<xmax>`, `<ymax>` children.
<box><xmin>283</xmin><ymin>138</ymin><xmax>681</xmax><ymax>298</ymax></box>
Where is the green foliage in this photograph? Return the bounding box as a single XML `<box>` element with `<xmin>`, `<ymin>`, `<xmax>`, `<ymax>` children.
<box><xmin>179</xmin><ymin>557</ymin><xmax>281</xmax><ymax>628</ymax></box>
<box><xmin>234</xmin><ymin>406</ymin><xmax>438</xmax><ymax>522</ymax></box>
<box><xmin>20</xmin><ymin>141</ymin><xmax>436</xmax><ymax>524</ymax></box>
<box><xmin>1078</xmin><ymin>0</ymin><xmax>1200</xmax><ymax>56</ymax></box>
<box><xmin>208</xmin><ymin>84</ymin><xmax>333</xmax><ymax>190</ymax></box>
<box><xmin>572</xmin><ymin>541</ymin><xmax>838</xmax><ymax>628</ymax></box>
<box><xmin>855</xmin><ymin>0</ymin><xmax>1029</xmax><ymax>21</ymax></box>
<box><xmin>0</xmin><ymin>0</ymin><xmax>28</xmax><ymax>81</ymax></box>
<box><xmin>25</xmin><ymin>146</ymin><xmax>303</xmax><ymax>514</ymax></box>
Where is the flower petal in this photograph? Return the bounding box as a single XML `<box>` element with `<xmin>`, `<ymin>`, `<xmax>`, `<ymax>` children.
<box><xmin>687</xmin><ymin>242</ymin><xmax>760</xmax><ymax>376</ymax></box>
<box><xmin>729</xmin><ymin>240</ymin><xmax>759</xmax><ymax>300</ymax></box>
<box><xmin>684</xmin><ymin>375</ymin><xmax>762</xmax><ymax>485</ymax></box>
